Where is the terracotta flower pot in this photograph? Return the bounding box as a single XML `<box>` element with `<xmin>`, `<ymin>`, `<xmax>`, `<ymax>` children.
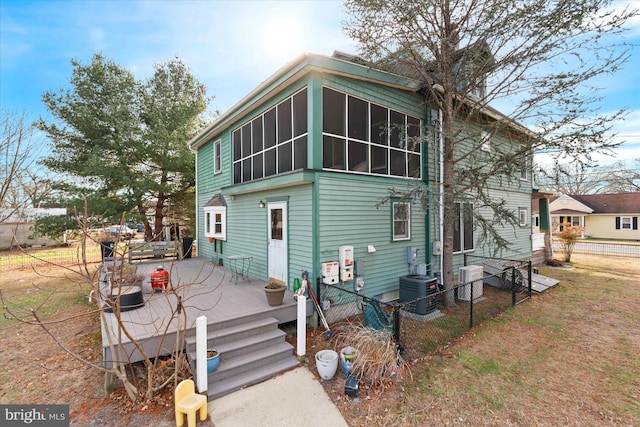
<box><xmin>264</xmin><ymin>283</ymin><xmax>286</xmax><ymax>306</ymax></box>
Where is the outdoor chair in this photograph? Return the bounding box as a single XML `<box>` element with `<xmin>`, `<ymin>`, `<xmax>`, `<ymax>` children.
<box><xmin>362</xmin><ymin>299</ymin><xmax>393</xmax><ymax>333</ymax></box>
<box><xmin>175</xmin><ymin>379</ymin><xmax>207</xmax><ymax>427</ymax></box>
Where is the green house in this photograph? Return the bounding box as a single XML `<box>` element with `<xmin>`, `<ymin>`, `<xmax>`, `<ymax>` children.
<box><xmin>188</xmin><ymin>52</ymin><xmax>538</xmax><ymax>303</ymax></box>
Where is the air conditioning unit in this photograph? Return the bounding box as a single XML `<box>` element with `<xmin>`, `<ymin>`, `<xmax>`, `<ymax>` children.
<box><xmin>458</xmin><ymin>265</ymin><xmax>483</xmax><ymax>301</ymax></box>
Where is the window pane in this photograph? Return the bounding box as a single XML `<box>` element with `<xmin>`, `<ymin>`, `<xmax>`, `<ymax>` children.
<box><xmin>323</xmin><ymin>87</ymin><xmax>345</xmax><ymax>136</ymax></box>
<box><xmin>348</xmin><ymin>140</ymin><xmax>368</xmax><ymax>172</ymax></box>
<box><xmin>348</xmin><ymin>96</ymin><xmax>368</xmax><ymax>140</ymax></box>
<box><xmin>293</xmin><ymin>89</ymin><xmax>307</xmax><ymax>137</ymax></box>
<box><xmin>294</xmin><ymin>136</ymin><xmax>307</xmax><ymax>170</ymax></box>
<box><xmin>370</xmin><ymin>104</ymin><xmax>388</xmax><ymax>145</ymax></box>
<box><xmin>242</xmin><ymin>158</ymin><xmax>251</xmax><ymax>182</ymax></box>
<box><xmin>390</xmin><ymin>110</ymin><xmax>404</xmax><ymax>148</ymax></box>
<box><xmin>232</xmin><ymin>129</ymin><xmax>241</xmax><ymax>161</ymax></box>
<box><xmin>371</xmin><ymin>145</ymin><xmax>387</xmax><ymax>175</ymax></box>
<box><xmin>323</xmin><ymin>135</ymin><xmax>345</xmax><ymax>170</ymax></box>
<box><xmin>407</xmin><ymin>116</ymin><xmax>420</xmax><ymax>152</ymax></box>
<box><xmin>390</xmin><ymin>149</ymin><xmax>405</xmax><ymax>176</ymax></box>
<box><xmin>264</xmin><ymin>107</ymin><xmax>276</xmax><ymax>149</ymax></box>
<box><xmin>408</xmin><ymin>152</ymin><xmax>420</xmax><ymax>178</ymax></box>
<box><xmin>463</xmin><ymin>203</ymin><xmax>474</xmax><ymax>251</ymax></box>
<box><xmin>253</xmin><ymin>152</ymin><xmax>263</xmax><ymax>180</ymax></box>
<box><xmin>233</xmin><ymin>162</ymin><xmax>241</xmax><ymax>184</ymax></box>
<box><xmin>252</xmin><ymin>117</ymin><xmax>263</xmax><ymax>154</ymax></box>
<box><xmin>278</xmin><ymin>141</ymin><xmax>292</xmax><ymax>173</ymax></box>
<box><xmin>271</xmin><ymin>208</ymin><xmax>283</xmax><ymax>240</ymax></box>
<box><xmin>205</xmin><ymin>212</ymin><xmax>210</xmax><ymax>234</ymax></box>
<box><xmin>264</xmin><ymin>147</ymin><xmax>276</xmax><ymax>177</ymax></box>
<box><xmin>278</xmin><ymin>98</ymin><xmax>292</xmax><ymax>143</ymax></box>
<box><xmin>241</xmin><ymin>123</ymin><xmax>251</xmax><ymax>158</ymax></box>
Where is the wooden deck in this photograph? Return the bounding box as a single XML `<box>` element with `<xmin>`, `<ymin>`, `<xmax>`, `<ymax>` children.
<box><xmin>100</xmin><ymin>257</ymin><xmax>307</xmax><ymax>369</ymax></box>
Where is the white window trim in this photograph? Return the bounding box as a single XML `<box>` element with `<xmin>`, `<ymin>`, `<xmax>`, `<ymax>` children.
<box><xmin>480</xmin><ymin>131</ymin><xmax>491</xmax><ymax>152</ymax></box>
<box><xmin>519</xmin><ymin>208</ymin><xmax>528</xmax><ymax>227</ymax></box>
<box><xmin>213</xmin><ymin>140</ymin><xmax>221</xmax><ymax>174</ymax></box>
<box><xmin>621</xmin><ymin>216</ymin><xmax>632</xmax><ymax>230</ymax></box>
<box><xmin>204</xmin><ymin>206</ymin><xmax>226</xmax><ymax>240</ymax></box>
<box><xmin>392</xmin><ymin>201</ymin><xmax>411</xmax><ymax>241</ymax></box>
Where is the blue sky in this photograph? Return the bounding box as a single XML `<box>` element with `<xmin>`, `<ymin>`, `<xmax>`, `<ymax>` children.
<box><xmin>1</xmin><ymin>0</ymin><xmax>639</xmax><ymax>169</ymax></box>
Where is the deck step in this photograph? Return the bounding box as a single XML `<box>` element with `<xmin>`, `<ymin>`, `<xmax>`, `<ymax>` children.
<box><xmin>185</xmin><ymin>316</ymin><xmax>300</xmax><ymax>400</ymax></box>
<box><xmin>206</xmin><ymin>355</ymin><xmax>300</xmax><ymax>401</ymax></box>
<box><xmin>185</xmin><ymin>317</ymin><xmax>279</xmax><ymax>352</ymax></box>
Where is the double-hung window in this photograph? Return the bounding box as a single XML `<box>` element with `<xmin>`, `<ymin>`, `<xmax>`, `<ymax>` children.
<box><xmin>392</xmin><ymin>202</ymin><xmax>411</xmax><ymax>241</ymax></box>
<box><xmin>213</xmin><ymin>140</ymin><xmax>221</xmax><ymax>174</ymax></box>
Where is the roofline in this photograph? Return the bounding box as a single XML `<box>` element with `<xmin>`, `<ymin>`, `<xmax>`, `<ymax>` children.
<box><xmin>189</xmin><ymin>53</ymin><xmax>422</xmax><ymax>150</ymax></box>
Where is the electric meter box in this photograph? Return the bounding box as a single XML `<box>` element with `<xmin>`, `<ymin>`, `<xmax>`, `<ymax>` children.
<box><xmin>407</xmin><ymin>246</ymin><xmax>419</xmax><ymax>264</ymax></box>
<box><xmin>339</xmin><ymin>245</ymin><xmax>354</xmax><ymax>269</ymax></box>
<box><xmin>321</xmin><ymin>261</ymin><xmax>339</xmax><ymax>285</ymax></box>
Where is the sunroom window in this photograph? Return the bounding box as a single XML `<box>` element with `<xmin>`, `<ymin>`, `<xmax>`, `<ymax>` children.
<box><xmin>322</xmin><ymin>87</ymin><xmax>421</xmax><ymax>178</ymax></box>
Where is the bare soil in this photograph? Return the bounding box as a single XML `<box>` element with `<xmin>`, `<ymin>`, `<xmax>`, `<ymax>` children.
<box><xmin>1</xmin><ymin>251</ymin><xmax>638</xmax><ymax>426</ymax></box>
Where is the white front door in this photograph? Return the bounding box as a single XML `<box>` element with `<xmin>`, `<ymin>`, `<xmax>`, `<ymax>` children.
<box><xmin>267</xmin><ymin>201</ymin><xmax>288</xmax><ymax>285</ymax></box>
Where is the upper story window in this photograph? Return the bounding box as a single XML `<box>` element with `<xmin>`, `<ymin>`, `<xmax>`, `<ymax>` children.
<box><xmin>519</xmin><ymin>208</ymin><xmax>528</xmax><ymax>227</ymax></box>
<box><xmin>519</xmin><ymin>144</ymin><xmax>528</xmax><ymax>180</ymax></box>
<box><xmin>213</xmin><ymin>140</ymin><xmax>221</xmax><ymax>174</ymax></box>
<box><xmin>322</xmin><ymin>87</ymin><xmax>421</xmax><ymax>179</ymax></box>
<box><xmin>233</xmin><ymin>88</ymin><xmax>307</xmax><ymax>184</ymax></box>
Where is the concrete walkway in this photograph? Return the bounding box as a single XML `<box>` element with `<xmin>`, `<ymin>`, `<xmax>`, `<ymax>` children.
<box><xmin>208</xmin><ymin>367</ymin><xmax>349</xmax><ymax>427</ymax></box>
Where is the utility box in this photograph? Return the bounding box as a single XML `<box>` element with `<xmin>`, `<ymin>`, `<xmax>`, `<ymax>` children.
<box><xmin>339</xmin><ymin>245</ymin><xmax>354</xmax><ymax>269</ymax></box>
<box><xmin>399</xmin><ymin>275</ymin><xmax>438</xmax><ymax>315</ymax></box>
<box><xmin>458</xmin><ymin>265</ymin><xmax>484</xmax><ymax>301</ymax></box>
<box><xmin>321</xmin><ymin>261</ymin><xmax>339</xmax><ymax>285</ymax></box>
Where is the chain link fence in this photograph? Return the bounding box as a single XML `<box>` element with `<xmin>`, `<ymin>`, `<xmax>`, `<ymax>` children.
<box><xmin>315</xmin><ymin>258</ymin><xmax>532</xmax><ymax>361</ymax></box>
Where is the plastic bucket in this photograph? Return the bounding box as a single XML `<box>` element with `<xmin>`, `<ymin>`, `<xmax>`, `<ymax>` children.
<box><xmin>315</xmin><ymin>350</ymin><xmax>338</xmax><ymax>380</ymax></box>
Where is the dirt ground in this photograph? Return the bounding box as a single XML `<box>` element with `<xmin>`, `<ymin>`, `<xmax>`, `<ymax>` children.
<box><xmin>1</xmin><ymin>252</ymin><xmax>638</xmax><ymax>426</ymax></box>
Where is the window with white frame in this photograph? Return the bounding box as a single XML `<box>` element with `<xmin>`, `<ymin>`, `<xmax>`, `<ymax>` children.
<box><xmin>204</xmin><ymin>206</ymin><xmax>226</xmax><ymax>240</ymax></box>
<box><xmin>616</xmin><ymin>216</ymin><xmax>638</xmax><ymax>230</ymax></box>
<box><xmin>213</xmin><ymin>140</ymin><xmax>221</xmax><ymax>174</ymax></box>
<box><xmin>519</xmin><ymin>208</ymin><xmax>528</xmax><ymax>226</ymax></box>
<box><xmin>454</xmin><ymin>202</ymin><xmax>474</xmax><ymax>253</ymax></box>
<box><xmin>519</xmin><ymin>144</ymin><xmax>528</xmax><ymax>180</ymax></box>
<box><xmin>480</xmin><ymin>131</ymin><xmax>491</xmax><ymax>152</ymax></box>
<box><xmin>392</xmin><ymin>202</ymin><xmax>411</xmax><ymax>241</ymax></box>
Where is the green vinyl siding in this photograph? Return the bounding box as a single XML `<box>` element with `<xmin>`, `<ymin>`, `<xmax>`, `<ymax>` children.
<box><xmin>317</xmin><ymin>174</ymin><xmax>427</xmax><ymax>298</ymax></box>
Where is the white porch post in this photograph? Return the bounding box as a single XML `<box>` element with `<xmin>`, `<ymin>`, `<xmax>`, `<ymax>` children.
<box><xmin>196</xmin><ymin>316</ymin><xmax>207</xmax><ymax>394</ymax></box>
<box><xmin>296</xmin><ymin>295</ymin><xmax>306</xmax><ymax>361</ymax></box>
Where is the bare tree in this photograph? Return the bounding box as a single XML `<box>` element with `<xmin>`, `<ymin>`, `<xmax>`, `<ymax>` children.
<box><xmin>601</xmin><ymin>159</ymin><xmax>640</xmax><ymax>192</ymax></box>
<box><xmin>344</xmin><ymin>0</ymin><xmax>637</xmax><ymax>305</ymax></box>
<box><xmin>0</xmin><ymin>109</ymin><xmax>39</xmax><ymax>215</ymax></box>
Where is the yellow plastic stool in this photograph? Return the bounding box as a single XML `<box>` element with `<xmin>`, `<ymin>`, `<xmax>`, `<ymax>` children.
<box><xmin>175</xmin><ymin>379</ymin><xmax>208</xmax><ymax>427</ymax></box>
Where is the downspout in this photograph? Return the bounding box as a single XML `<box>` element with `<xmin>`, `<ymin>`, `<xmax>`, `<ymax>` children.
<box><xmin>438</xmin><ymin>108</ymin><xmax>444</xmax><ymax>278</ymax></box>
<box><xmin>424</xmin><ymin>116</ymin><xmax>432</xmax><ymax>275</ymax></box>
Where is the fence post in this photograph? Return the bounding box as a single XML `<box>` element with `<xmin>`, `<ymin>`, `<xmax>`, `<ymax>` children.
<box><xmin>527</xmin><ymin>260</ymin><xmax>532</xmax><ymax>298</ymax></box>
<box><xmin>469</xmin><ymin>277</ymin><xmax>474</xmax><ymax>328</ymax></box>
<box><xmin>392</xmin><ymin>304</ymin><xmax>402</xmax><ymax>354</ymax></box>
<box><xmin>511</xmin><ymin>267</ymin><xmax>517</xmax><ymax>306</ymax></box>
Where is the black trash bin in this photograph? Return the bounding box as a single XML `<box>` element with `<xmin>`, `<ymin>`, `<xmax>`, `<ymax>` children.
<box><xmin>100</xmin><ymin>241</ymin><xmax>115</xmax><ymax>260</ymax></box>
<box><xmin>182</xmin><ymin>237</ymin><xmax>194</xmax><ymax>259</ymax></box>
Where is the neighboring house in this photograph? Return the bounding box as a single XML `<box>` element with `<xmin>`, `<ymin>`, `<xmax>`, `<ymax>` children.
<box><xmin>0</xmin><ymin>208</ymin><xmax>68</xmax><ymax>250</ymax></box>
<box><xmin>188</xmin><ymin>51</ymin><xmax>537</xmax><ymax>303</ymax></box>
<box><xmin>547</xmin><ymin>193</ymin><xmax>640</xmax><ymax>240</ymax></box>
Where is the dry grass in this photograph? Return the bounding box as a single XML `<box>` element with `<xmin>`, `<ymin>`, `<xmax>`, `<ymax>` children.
<box><xmin>331</xmin><ymin>323</ymin><xmax>404</xmax><ymax>387</ymax></box>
